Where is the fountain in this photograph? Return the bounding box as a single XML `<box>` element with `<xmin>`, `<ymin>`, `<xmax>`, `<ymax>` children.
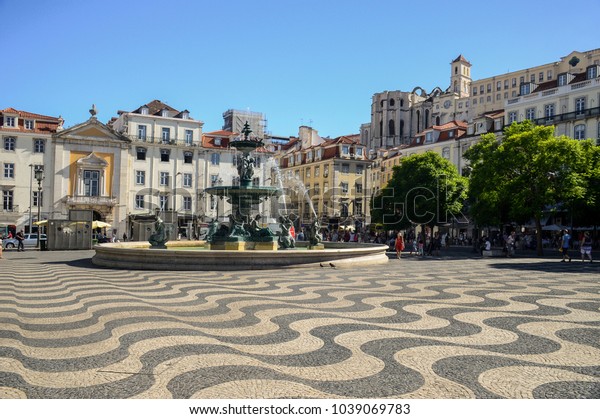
<box><xmin>91</xmin><ymin>122</ymin><xmax>389</xmax><ymax>270</ymax></box>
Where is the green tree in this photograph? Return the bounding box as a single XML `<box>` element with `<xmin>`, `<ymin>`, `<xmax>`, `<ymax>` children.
<box><xmin>371</xmin><ymin>151</ymin><xmax>468</xmax><ymax>230</ymax></box>
<box><xmin>464</xmin><ymin>120</ymin><xmax>595</xmax><ymax>255</ymax></box>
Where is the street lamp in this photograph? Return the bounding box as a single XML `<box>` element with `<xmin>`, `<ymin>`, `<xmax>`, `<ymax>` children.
<box><xmin>173</xmin><ymin>172</ymin><xmax>182</xmax><ymax>236</ymax></box>
<box><xmin>34</xmin><ymin>167</ymin><xmax>44</xmax><ymax>248</ymax></box>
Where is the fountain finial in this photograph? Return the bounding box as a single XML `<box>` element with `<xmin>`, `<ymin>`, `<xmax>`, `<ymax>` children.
<box><xmin>241</xmin><ymin>121</ymin><xmax>252</xmax><ymax>140</ymax></box>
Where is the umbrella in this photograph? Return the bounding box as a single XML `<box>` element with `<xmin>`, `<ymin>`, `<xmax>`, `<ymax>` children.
<box><xmin>33</xmin><ymin>220</ymin><xmax>48</xmax><ymax>226</ymax></box>
<box><xmin>92</xmin><ymin>221</ymin><xmax>111</xmax><ymax>229</ymax></box>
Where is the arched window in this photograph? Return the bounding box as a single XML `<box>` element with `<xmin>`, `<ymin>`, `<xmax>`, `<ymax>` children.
<box><xmin>400</xmin><ymin>99</ymin><xmax>404</xmax><ymax>107</ymax></box>
<box><xmin>379</xmin><ymin>121</ymin><xmax>383</xmax><ymax>137</ymax></box>
<box><xmin>436</xmin><ymin>116</ymin><xmax>441</xmax><ymax>125</ymax></box>
<box><xmin>574</xmin><ymin>124</ymin><xmax>586</xmax><ymax>140</ymax></box>
<box><xmin>455</xmin><ymin>66</ymin><xmax>458</xmax><ymax>75</ymax></box>
<box><xmin>390</xmin><ymin>98</ymin><xmax>395</xmax><ymax>107</ymax></box>
<box><xmin>399</xmin><ymin>120</ymin><xmax>404</xmax><ymax>137</ymax></box>
<box><xmin>425</xmin><ymin>109</ymin><xmax>430</xmax><ymax>128</ymax></box>
<box><xmin>388</xmin><ymin>119</ymin><xmax>395</xmax><ymax>136</ymax></box>
<box><xmin>416</xmin><ymin>110</ymin><xmax>421</xmax><ymax>132</ymax></box>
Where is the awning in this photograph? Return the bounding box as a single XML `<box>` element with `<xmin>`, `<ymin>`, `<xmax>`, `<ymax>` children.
<box><xmin>34</xmin><ymin>220</ymin><xmax>48</xmax><ymax>226</ymax></box>
<box><xmin>92</xmin><ymin>221</ymin><xmax>111</xmax><ymax>229</ymax></box>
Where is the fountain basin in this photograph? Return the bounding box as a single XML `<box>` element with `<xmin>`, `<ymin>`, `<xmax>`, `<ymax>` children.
<box><xmin>92</xmin><ymin>241</ymin><xmax>389</xmax><ymax>270</ymax></box>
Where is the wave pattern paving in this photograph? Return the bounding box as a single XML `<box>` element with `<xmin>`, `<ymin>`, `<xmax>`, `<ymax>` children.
<box><xmin>0</xmin><ymin>252</ymin><xmax>599</xmax><ymax>399</ymax></box>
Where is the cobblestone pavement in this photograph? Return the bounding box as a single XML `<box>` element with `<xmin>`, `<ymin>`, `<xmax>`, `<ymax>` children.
<box><xmin>0</xmin><ymin>249</ymin><xmax>598</xmax><ymax>399</ymax></box>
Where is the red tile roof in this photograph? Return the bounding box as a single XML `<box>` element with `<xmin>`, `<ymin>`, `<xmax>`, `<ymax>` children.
<box><xmin>1</xmin><ymin>107</ymin><xmax>61</xmax><ymax>134</ymax></box>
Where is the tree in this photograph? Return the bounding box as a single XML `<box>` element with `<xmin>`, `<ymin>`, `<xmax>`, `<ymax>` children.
<box><xmin>371</xmin><ymin>151</ymin><xmax>468</xmax><ymax>231</ymax></box>
<box><xmin>464</xmin><ymin>121</ymin><xmax>595</xmax><ymax>255</ymax></box>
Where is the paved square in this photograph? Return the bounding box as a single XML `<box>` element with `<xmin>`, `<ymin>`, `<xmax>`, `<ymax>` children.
<box><xmin>0</xmin><ymin>249</ymin><xmax>598</xmax><ymax>398</ymax></box>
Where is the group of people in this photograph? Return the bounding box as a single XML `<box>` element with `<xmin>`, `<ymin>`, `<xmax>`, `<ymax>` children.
<box><xmin>559</xmin><ymin>229</ymin><xmax>593</xmax><ymax>263</ymax></box>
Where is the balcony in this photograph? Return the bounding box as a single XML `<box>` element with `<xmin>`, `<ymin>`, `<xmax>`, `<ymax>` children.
<box><xmin>125</xmin><ymin>134</ymin><xmax>197</xmax><ymax>146</ymax></box>
<box><xmin>533</xmin><ymin>106</ymin><xmax>600</xmax><ymax>126</ymax></box>
<box><xmin>65</xmin><ymin>195</ymin><xmax>117</xmax><ymax>206</ymax></box>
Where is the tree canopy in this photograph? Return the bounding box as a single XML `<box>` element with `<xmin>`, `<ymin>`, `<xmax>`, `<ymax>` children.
<box><xmin>464</xmin><ymin>120</ymin><xmax>597</xmax><ymax>254</ymax></box>
<box><xmin>371</xmin><ymin>151</ymin><xmax>468</xmax><ymax>230</ymax></box>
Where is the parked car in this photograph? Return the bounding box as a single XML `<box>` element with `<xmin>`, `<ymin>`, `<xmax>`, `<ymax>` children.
<box><xmin>2</xmin><ymin>234</ymin><xmax>47</xmax><ymax>249</ymax></box>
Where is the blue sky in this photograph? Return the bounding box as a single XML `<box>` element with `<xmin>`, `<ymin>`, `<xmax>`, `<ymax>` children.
<box><xmin>2</xmin><ymin>0</ymin><xmax>600</xmax><ymax>138</ymax></box>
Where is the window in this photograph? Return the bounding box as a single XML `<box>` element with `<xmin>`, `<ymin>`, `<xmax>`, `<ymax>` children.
<box><xmin>25</xmin><ymin>120</ymin><xmax>34</xmax><ymax>130</ymax></box>
<box><xmin>135</xmin><ymin>194</ymin><xmax>144</xmax><ymax>209</ymax></box>
<box><xmin>341</xmin><ymin>164</ymin><xmax>349</xmax><ymax>174</ymax></box>
<box><xmin>83</xmin><ymin>170</ymin><xmax>100</xmax><ymax>196</ymax></box>
<box><xmin>558</xmin><ymin>73</ymin><xmax>568</xmax><ymax>86</ymax></box>
<box><xmin>575</xmin><ymin>97</ymin><xmax>586</xmax><ymax>115</ymax></box>
<box><xmin>496</xmin><ymin>94</ymin><xmax>501</xmax><ymax>101</ymax></box>
<box><xmin>425</xmin><ymin>132</ymin><xmax>434</xmax><ymax>143</ymax></box>
<box><xmin>183</xmin><ymin>196</ymin><xmax>192</xmax><ymax>211</ymax></box>
<box><xmin>161</xmin><ymin>109</ymin><xmax>169</xmax><ymax>117</ymax></box>
<box><xmin>211</xmin><ymin>174</ymin><xmax>219</xmax><ymax>187</ymax></box>
<box><xmin>356</xmin><ymin>165</ymin><xmax>364</xmax><ymax>175</ymax></box>
<box><xmin>508</xmin><ymin>112</ymin><xmax>518</xmax><ymax>123</ymax></box>
<box><xmin>138</xmin><ymin>125</ymin><xmax>147</xmax><ymax>140</ymax></box>
<box><xmin>314</xmin><ymin>166</ymin><xmax>320</xmax><ymax>177</ymax></box>
<box><xmin>504</xmin><ymin>80</ymin><xmax>509</xmax><ymax>89</ymax></box>
<box><xmin>160</xmin><ymin>172</ymin><xmax>169</xmax><ymax>186</ymax></box>
<box><xmin>185</xmin><ymin>129</ymin><xmax>193</xmax><ymax>145</ymax></box>
<box><xmin>183</xmin><ymin>173</ymin><xmax>192</xmax><ymax>187</ymax></box>
<box><xmin>159</xmin><ymin>195</ymin><xmax>168</xmax><ymax>210</ymax></box>
<box><xmin>307</xmin><ymin>151</ymin><xmax>313</xmax><ymax>161</ymax></box>
<box><xmin>161</xmin><ymin>127</ymin><xmax>170</xmax><ymax>143</ymax></box>
<box><xmin>136</xmin><ymin>147</ymin><xmax>147</xmax><ymax>160</ymax></box>
<box><xmin>356</xmin><ymin>147</ymin><xmax>363</xmax><ymax>156</ymax></box>
<box><xmin>525</xmin><ymin>108</ymin><xmax>535</xmax><ymax>120</ymax></box>
<box><xmin>182</xmin><ymin>111</ymin><xmax>190</xmax><ymax>120</ymax></box>
<box><xmin>184</xmin><ymin>151</ymin><xmax>193</xmax><ymax>164</ymax></box>
<box><xmin>160</xmin><ymin>149</ymin><xmax>170</xmax><ymax>162</ymax></box>
<box><xmin>135</xmin><ymin>170</ymin><xmax>145</xmax><ymax>185</ymax></box>
<box><xmin>530</xmin><ymin>74</ymin><xmax>535</xmax><ymax>83</ymax></box>
<box><xmin>574</xmin><ymin>124</ymin><xmax>586</xmax><ymax>140</ymax></box>
<box><xmin>341</xmin><ymin>182</ymin><xmax>349</xmax><ymax>193</ymax></box>
<box><xmin>4</xmin><ymin>163</ymin><xmax>14</xmax><ymax>179</ymax></box>
<box><xmin>3</xmin><ymin>190</ymin><xmax>13</xmax><ymax>211</ymax></box>
<box><xmin>355</xmin><ymin>183</ymin><xmax>363</xmax><ymax>193</ymax></box>
<box><xmin>34</xmin><ymin>139</ymin><xmax>45</xmax><ymax>153</ymax></box>
<box><xmin>511</xmin><ymin>78</ymin><xmax>517</xmax><ymax>87</ymax></box>
<box><xmin>497</xmin><ymin>81</ymin><xmax>501</xmax><ymax>91</ymax></box>
<box><xmin>588</xmin><ymin>66</ymin><xmax>598</xmax><ymax>79</ymax></box>
<box><xmin>4</xmin><ymin>116</ymin><xmax>15</xmax><ymax>127</ymax></box>
<box><xmin>140</xmin><ymin>106</ymin><xmax>149</xmax><ymax>115</ymax></box>
<box><xmin>33</xmin><ymin>190</ymin><xmax>42</xmax><ymax>207</ymax></box>
<box><xmin>539</xmin><ymin>72</ymin><xmax>544</xmax><ymax>82</ymax></box>
<box><xmin>487</xmin><ymin>83</ymin><xmax>491</xmax><ymax>93</ymax></box>
<box><xmin>442</xmin><ymin>147</ymin><xmax>451</xmax><ymax>159</ymax></box>
<box><xmin>342</xmin><ymin>145</ymin><xmax>350</xmax><ymax>155</ymax></box>
<box><xmin>520</xmin><ymin>84</ymin><xmax>531</xmax><ymax>95</ymax></box>
<box><xmin>211</xmin><ymin>153</ymin><xmax>220</xmax><ymax>165</ymax></box>
<box><xmin>487</xmin><ymin>96</ymin><xmax>491</xmax><ymax>102</ymax></box>
<box><xmin>479</xmin><ymin>85</ymin><xmax>484</xmax><ymax>94</ymax></box>
<box><xmin>214</xmin><ymin>138</ymin><xmax>221</xmax><ymax>146</ymax></box>
<box><xmin>4</xmin><ymin>137</ymin><xmax>15</xmax><ymax>151</ymax></box>
<box><xmin>472</xmin><ymin>87</ymin><xmax>478</xmax><ymax>96</ymax></box>
<box><xmin>547</xmin><ymin>70</ymin><xmax>553</xmax><ymax>80</ymax></box>
<box><xmin>545</xmin><ymin>104</ymin><xmax>555</xmax><ymax>120</ymax></box>
<box><xmin>305</xmin><ymin>167</ymin><xmax>311</xmax><ymax>178</ymax></box>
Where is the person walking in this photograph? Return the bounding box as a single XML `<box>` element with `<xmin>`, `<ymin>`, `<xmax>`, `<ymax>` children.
<box><xmin>15</xmin><ymin>230</ymin><xmax>25</xmax><ymax>252</ymax></box>
<box><xmin>395</xmin><ymin>232</ymin><xmax>405</xmax><ymax>259</ymax></box>
<box><xmin>580</xmin><ymin>231</ymin><xmax>593</xmax><ymax>263</ymax></box>
<box><xmin>560</xmin><ymin>229</ymin><xmax>572</xmax><ymax>262</ymax></box>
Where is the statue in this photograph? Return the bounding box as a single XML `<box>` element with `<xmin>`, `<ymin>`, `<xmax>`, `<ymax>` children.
<box><xmin>148</xmin><ymin>216</ymin><xmax>168</xmax><ymax>248</ymax></box>
<box><xmin>306</xmin><ymin>219</ymin><xmax>323</xmax><ymax>248</ymax></box>
<box><xmin>206</xmin><ymin>218</ymin><xmax>219</xmax><ymax>241</ymax></box>
<box><xmin>228</xmin><ymin>212</ymin><xmax>250</xmax><ymax>239</ymax></box>
<box><xmin>247</xmin><ymin>214</ymin><xmax>274</xmax><ymax>241</ymax></box>
<box><xmin>278</xmin><ymin>215</ymin><xmax>296</xmax><ymax>249</ymax></box>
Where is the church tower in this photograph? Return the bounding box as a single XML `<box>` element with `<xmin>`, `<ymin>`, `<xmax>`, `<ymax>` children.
<box><xmin>450</xmin><ymin>55</ymin><xmax>472</xmax><ymax>98</ymax></box>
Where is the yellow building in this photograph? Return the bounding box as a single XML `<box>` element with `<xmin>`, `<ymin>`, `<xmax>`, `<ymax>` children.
<box><xmin>276</xmin><ymin>127</ymin><xmax>372</xmax><ymax>230</ymax></box>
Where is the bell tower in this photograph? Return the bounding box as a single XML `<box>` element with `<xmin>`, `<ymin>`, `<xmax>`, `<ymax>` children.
<box><xmin>450</xmin><ymin>54</ymin><xmax>472</xmax><ymax>98</ymax></box>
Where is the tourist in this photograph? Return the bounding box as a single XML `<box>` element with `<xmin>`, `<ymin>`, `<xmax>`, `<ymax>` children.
<box><xmin>560</xmin><ymin>229</ymin><xmax>572</xmax><ymax>262</ymax></box>
<box><xmin>16</xmin><ymin>230</ymin><xmax>25</xmax><ymax>252</ymax></box>
<box><xmin>580</xmin><ymin>232</ymin><xmax>593</xmax><ymax>263</ymax></box>
<box><xmin>395</xmin><ymin>232</ymin><xmax>405</xmax><ymax>259</ymax></box>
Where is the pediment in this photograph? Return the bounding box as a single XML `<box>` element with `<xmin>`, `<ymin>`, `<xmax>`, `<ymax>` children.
<box><xmin>55</xmin><ymin>118</ymin><xmax>129</xmax><ymax>142</ymax></box>
<box><xmin>76</xmin><ymin>152</ymin><xmax>108</xmax><ymax>167</ymax></box>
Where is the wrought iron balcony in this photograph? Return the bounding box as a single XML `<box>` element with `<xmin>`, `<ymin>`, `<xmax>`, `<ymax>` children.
<box><xmin>533</xmin><ymin>106</ymin><xmax>600</xmax><ymax>126</ymax></box>
<box><xmin>65</xmin><ymin>195</ymin><xmax>117</xmax><ymax>206</ymax></box>
<box><xmin>124</xmin><ymin>134</ymin><xmax>198</xmax><ymax>146</ymax></box>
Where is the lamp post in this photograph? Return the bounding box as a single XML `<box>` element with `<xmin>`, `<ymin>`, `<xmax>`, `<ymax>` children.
<box><xmin>34</xmin><ymin>167</ymin><xmax>44</xmax><ymax>249</ymax></box>
<box><xmin>173</xmin><ymin>172</ymin><xmax>182</xmax><ymax>237</ymax></box>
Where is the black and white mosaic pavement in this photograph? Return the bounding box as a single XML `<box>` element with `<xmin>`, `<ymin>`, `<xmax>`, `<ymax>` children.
<box><xmin>0</xmin><ymin>250</ymin><xmax>598</xmax><ymax>398</ymax></box>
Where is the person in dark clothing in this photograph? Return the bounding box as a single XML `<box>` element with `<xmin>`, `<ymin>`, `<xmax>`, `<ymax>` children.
<box><xmin>16</xmin><ymin>230</ymin><xmax>25</xmax><ymax>251</ymax></box>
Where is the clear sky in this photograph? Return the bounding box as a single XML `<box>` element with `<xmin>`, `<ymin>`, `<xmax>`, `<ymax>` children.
<box><xmin>2</xmin><ymin>0</ymin><xmax>600</xmax><ymax>138</ymax></box>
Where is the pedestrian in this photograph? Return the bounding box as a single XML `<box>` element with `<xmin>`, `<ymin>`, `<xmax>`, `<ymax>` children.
<box><xmin>16</xmin><ymin>230</ymin><xmax>25</xmax><ymax>252</ymax></box>
<box><xmin>122</xmin><ymin>233</ymin><xmax>127</xmax><ymax>242</ymax></box>
<box><xmin>395</xmin><ymin>232</ymin><xmax>405</xmax><ymax>259</ymax></box>
<box><xmin>560</xmin><ymin>229</ymin><xmax>572</xmax><ymax>262</ymax></box>
<box><xmin>580</xmin><ymin>232</ymin><xmax>593</xmax><ymax>263</ymax></box>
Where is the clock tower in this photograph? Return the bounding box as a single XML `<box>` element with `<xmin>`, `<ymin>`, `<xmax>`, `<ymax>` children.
<box><xmin>450</xmin><ymin>54</ymin><xmax>472</xmax><ymax>98</ymax></box>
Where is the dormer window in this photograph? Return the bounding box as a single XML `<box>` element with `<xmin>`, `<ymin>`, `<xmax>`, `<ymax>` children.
<box><xmin>557</xmin><ymin>73</ymin><xmax>570</xmax><ymax>86</ymax></box>
<box><xmin>316</xmin><ymin>149</ymin><xmax>322</xmax><ymax>160</ymax></box>
<box><xmin>214</xmin><ymin>137</ymin><xmax>221</xmax><ymax>146</ymax></box>
<box><xmin>161</xmin><ymin>109</ymin><xmax>169</xmax><ymax>117</ymax></box>
<box><xmin>587</xmin><ymin>65</ymin><xmax>599</xmax><ymax>80</ymax></box>
<box><xmin>307</xmin><ymin>151</ymin><xmax>313</xmax><ymax>161</ymax></box>
<box><xmin>290</xmin><ymin>156</ymin><xmax>295</xmax><ymax>166</ymax></box>
<box><xmin>4</xmin><ymin>116</ymin><xmax>16</xmax><ymax>127</ymax></box>
<box><xmin>342</xmin><ymin>145</ymin><xmax>350</xmax><ymax>155</ymax></box>
<box><xmin>25</xmin><ymin>120</ymin><xmax>34</xmax><ymax>130</ymax></box>
<box><xmin>356</xmin><ymin>147</ymin><xmax>363</xmax><ymax>157</ymax></box>
<box><xmin>140</xmin><ymin>106</ymin><xmax>149</xmax><ymax>115</ymax></box>
<box><xmin>182</xmin><ymin>111</ymin><xmax>190</xmax><ymax>119</ymax></box>
<box><xmin>425</xmin><ymin>132</ymin><xmax>434</xmax><ymax>144</ymax></box>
